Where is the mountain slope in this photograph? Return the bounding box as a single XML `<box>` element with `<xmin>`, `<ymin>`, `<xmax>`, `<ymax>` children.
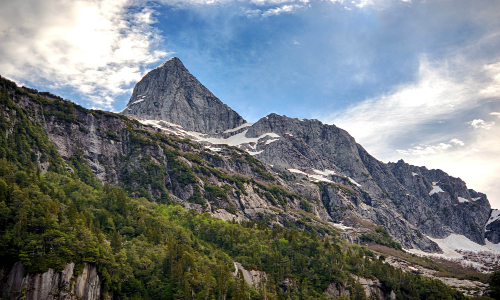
<box><xmin>0</xmin><ymin>75</ymin><xmax>478</xmax><ymax>300</ymax></box>
<box><xmin>120</xmin><ymin>57</ymin><xmax>246</xmax><ymax>134</ymax></box>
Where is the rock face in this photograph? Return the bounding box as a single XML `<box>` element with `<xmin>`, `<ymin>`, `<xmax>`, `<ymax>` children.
<box><xmin>324</xmin><ymin>275</ymin><xmax>390</xmax><ymax>300</ymax></box>
<box><xmin>486</xmin><ymin>218</ymin><xmax>500</xmax><ymax>244</ymax></box>
<box><xmin>121</xmin><ymin>57</ymin><xmax>246</xmax><ymax>134</ymax></box>
<box><xmin>0</xmin><ymin>262</ymin><xmax>102</xmax><ymax>300</ymax></box>
<box><xmin>233</xmin><ymin>262</ymin><xmax>267</xmax><ymax>287</ymax></box>
<box><xmin>387</xmin><ymin>160</ymin><xmax>491</xmax><ymax>245</ymax></box>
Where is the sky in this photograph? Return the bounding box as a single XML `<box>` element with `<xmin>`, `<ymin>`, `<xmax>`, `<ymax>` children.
<box><xmin>1</xmin><ymin>0</ymin><xmax>499</xmax><ymax>208</ymax></box>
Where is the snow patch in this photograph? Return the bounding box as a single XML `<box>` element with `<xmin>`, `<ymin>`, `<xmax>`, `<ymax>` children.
<box><xmin>265</xmin><ymin>138</ymin><xmax>280</xmax><ymax>145</ymax></box>
<box><xmin>348</xmin><ymin>177</ymin><xmax>361</xmax><ymax>187</ymax></box>
<box><xmin>429</xmin><ymin>182</ymin><xmax>444</xmax><ymax>196</ymax></box>
<box><xmin>288</xmin><ymin>169</ymin><xmax>334</xmax><ymax>183</ymax></box>
<box><xmin>472</xmin><ymin>197</ymin><xmax>481</xmax><ymax>201</ymax></box>
<box><xmin>412</xmin><ymin>172</ymin><xmax>419</xmax><ymax>176</ymax></box>
<box><xmin>247</xmin><ymin>150</ymin><xmax>264</xmax><ymax>156</ymax></box>
<box><xmin>193</xmin><ymin>129</ymin><xmax>280</xmax><ymax>147</ymax></box>
<box><xmin>131</xmin><ymin>99</ymin><xmax>145</xmax><ymax>105</ymax></box>
<box><xmin>330</xmin><ymin>222</ymin><xmax>354</xmax><ymax>231</ymax></box>
<box><xmin>458</xmin><ymin>197</ymin><xmax>469</xmax><ymax>203</ymax></box>
<box><xmin>288</xmin><ymin>169</ymin><xmax>308</xmax><ymax>175</ymax></box>
<box><xmin>408</xmin><ymin>234</ymin><xmax>500</xmax><ymax>258</ymax></box>
<box><xmin>223</xmin><ymin>123</ymin><xmax>254</xmax><ymax>133</ymax></box>
<box><xmin>487</xmin><ymin>209</ymin><xmax>500</xmax><ymax>226</ymax></box>
<box><xmin>308</xmin><ymin>174</ymin><xmax>333</xmax><ymax>183</ymax></box>
<box><xmin>313</xmin><ymin>169</ymin><xmax>337</xmax><ymax>176</ymax></box>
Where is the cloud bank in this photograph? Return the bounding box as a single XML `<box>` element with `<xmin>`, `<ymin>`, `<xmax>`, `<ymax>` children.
<box><xmin>0</xmin><ymin>0</ymin><xmax>167</xmax><ymax>109</ymax></box>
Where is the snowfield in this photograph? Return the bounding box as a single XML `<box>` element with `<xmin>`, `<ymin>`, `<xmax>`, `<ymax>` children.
<box><xmin>406</xmin><ymin>233</ymin><xmax>500</xmax><ymax>272</ymax></box>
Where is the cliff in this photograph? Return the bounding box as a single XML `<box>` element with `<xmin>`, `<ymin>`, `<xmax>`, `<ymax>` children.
<box><xmin>0</xmin><ymin>262</ymin><xmax>102</xmax><ymax>300</ymax></box>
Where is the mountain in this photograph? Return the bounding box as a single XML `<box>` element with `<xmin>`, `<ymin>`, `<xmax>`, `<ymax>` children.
<box><xmin>118</xmin><ymin>58</ymin><xmax>499</xmax><ymax>257</ymax></box>
<box><xmin>120</xmin><ymin>57</ymin><xmax>246</xmax><ymax>134</ymax></box>
<box><xmin>1</xmin><ymin>58</ymin><xmax>500</xmax><ymax>299</ymax></box>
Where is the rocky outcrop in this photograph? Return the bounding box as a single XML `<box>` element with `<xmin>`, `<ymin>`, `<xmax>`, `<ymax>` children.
<box><xmin>324</xmin><ymin>275</ymin><xmax>392</xmax><ymax>300</ymax></box>
<box><xmin>324</xmin><ymin>282</ymin><xmax>350</xmax><ymax>298</ymax></box>
<box><xmin>233</xmin><ymin>262</ymin><xmax>267</xmax><ymax>287</ymax></box>
<box><xmin>486</xmin><ymin>218</ymin><xmax>500</xmax><ymax>244</ymax></box>
<box><xmin>387</xmin><ymin>160</ymin><xmax>491</xmax><ymax>245</ymax></box>
<box><xmin>1</xmin><ymin>262</ymin><xmax>102</xmax><ymax>300</ymax></box>
<box><xmin>121</xmin><ymin>57</ymin><xmax>246</xmax><ymax>134</ymax></box>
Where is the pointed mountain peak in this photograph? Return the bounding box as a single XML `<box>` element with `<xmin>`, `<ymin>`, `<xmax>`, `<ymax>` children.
<box><xmin>121</xmin><ymin>58</ymin><xmax>246</xmax><ymax>134</ymax></box>
<box><xmin>157</xmin><ymin>57</ymin><xmax>184</xmax><ymax>69</ymax></box>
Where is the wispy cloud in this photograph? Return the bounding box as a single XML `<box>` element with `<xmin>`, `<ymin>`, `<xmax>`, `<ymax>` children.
<box><xmin>327</xmin><ymin>56</ymin><xmax>489</xmax><ymax>153</ymax></box>
<box><xmin>0</xmin><ymin>0</ymin><xmax>167</xmax><ymax>109</ymax></box>
<box><xmin>492</xmin><ymin>112</ymin><xmax>500</xmax><ymax>118</ymax></box>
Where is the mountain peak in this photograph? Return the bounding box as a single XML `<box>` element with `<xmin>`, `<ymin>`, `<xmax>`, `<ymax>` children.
<box><xmin>121</xmin><ymin>58</ymin><xmax>246</xmax><ymax>134</ymax></box>
<box><xmin>157</xmin><ymin>57</ymin><xmax>184</xmax><ymax>69</ymax></box>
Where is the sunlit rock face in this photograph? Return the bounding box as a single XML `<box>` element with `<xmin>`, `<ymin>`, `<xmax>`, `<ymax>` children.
<box><xmin>121</xmin><ymin>57</ymin><xmax>246</xmax><ymax>134</ymax></box>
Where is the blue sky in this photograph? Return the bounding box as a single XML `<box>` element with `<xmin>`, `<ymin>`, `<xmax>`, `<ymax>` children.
<box><xmin>1</xmin><ymin>0</ymin><xmax>500</xmax><ymax>207</ymax></box>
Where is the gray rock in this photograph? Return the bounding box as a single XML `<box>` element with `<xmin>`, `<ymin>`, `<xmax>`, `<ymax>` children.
<box><xmin>388</xmin><ymin>160</ymin><xmax>491</xmax><ymax>245</ymax></box>
<box><xmin>121</xmin><ymin>57</ymin><xmax>246</xmax><ymax>134</ymax></box>
<box><xmin>486</xmin><ymin>218</ymin><xmax>500</xmax><ymax>244</ymax></box>
<box><xmin>1</xmin><ymin>262</ymin><xmax>102</xmax><ymax>300</ymax></box>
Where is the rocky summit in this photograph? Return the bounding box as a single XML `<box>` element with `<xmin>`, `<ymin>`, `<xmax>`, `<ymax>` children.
<box><xmin>121</xmin><ymin>57</ymin><xmax>246</xmax><ymax>134</ymax></box>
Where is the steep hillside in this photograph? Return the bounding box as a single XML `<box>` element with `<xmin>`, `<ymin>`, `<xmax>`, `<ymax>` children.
<box><xmin>0</xmin><ymin>75</ymin><xmax>479</xmax><ymax>299</ymax></box>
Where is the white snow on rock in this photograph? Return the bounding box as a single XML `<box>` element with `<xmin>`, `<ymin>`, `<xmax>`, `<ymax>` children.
<box><xmin>487</xmin><ymin>209</ymin><xmax>500</xmax><ymax>226</ymax></box>
<box><xmin>308</xmin><ymin>174</ymin><xmax>333</xmax><ymax>183</ymax></box>
<box><xmin>223</xmin><ymin>123</ymin><xmax>254</xmax><ymax>133</ymax></box>
<box><xmin>458</xmin><ymin>197</ymin><xmax>469</xmax><ymax>203</ymax></box>
<box><xmin>288</xmin><ymin>169</ymin><xmax>334</xmax><ymax>183</ymax></box>
<box><xmin>313</xmin><ymin>169</ymin><xmax>337</xmax><ymax>176</ymax></box>
<box><xmin>329</xmin><ymin>222</ymin><xmax>354</xmax><ymax>231</ymax></box>
<box><xmin>429</xmin><ymin>182</ymin><xmax>444</xmax><ymax>196</ymax></box>
<box><xmin>288</xmin><ymin>169</ymin><xmax>308</xmax><ymax>175</ymax></box>
<box><xmin>412</xmin><ymin>172</ymin><xmax>419</xmax><ymax>176</ymax></box>
<box><xmin>193</xmin><ymin>130</ymin><xmax>280</xmax><ymax>147</ymax></box>
<box><xmin>265</xmin><ymin>138</ymin><xmax>280</xmax><ymax>145</ymax></box>
<box><xmin>407</xmin><ymin>233</ymin><xmax>500</xmax><ymax>264</ymax></box>
<box><xmin>131</xmin><ymin>99</ymin><xmax>145</xmax><ymax>105</ymax></box>
<box><xmin>348</xmin><ymin>177</ymin><xmax>361</xmax><ymax>187</ymax></box>
<box><xmin>247</xmin><ymin>150</ymin><xmax>264</xmax><ymax>156</ymax></box>
<box><xmin>472</xmin><ymin>197</ymin><xmax>481</xmax><ymax>201</ymax></box>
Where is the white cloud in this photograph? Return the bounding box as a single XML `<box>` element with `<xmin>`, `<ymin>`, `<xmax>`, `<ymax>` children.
<box><xmin>492</xmin><ymin>112</ymin><xmax>500</xmax><ymax>118</ymax></box>
<box><xmin>467</xmin><ymin>119</ymin><xmax>495</xmax><ymax>129</ymax></box>
<box><xmin>450</xmin><ymin>138</ymin><xmax>465</xmax><ymax>146</ymax></box>
<box><xmin>262</xmin><ymin>4</ymin><xmax>305</xmax><ymax>17</ymax></box>
<box><xmin>327</xmin><ymin>57</ymin><xmax>486</xmax><ymax>154</ymax></box>
<box><xmin>0</xmin><ymin>0</ymin><xmax>167</xmax><ymax>109</ymax></box>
